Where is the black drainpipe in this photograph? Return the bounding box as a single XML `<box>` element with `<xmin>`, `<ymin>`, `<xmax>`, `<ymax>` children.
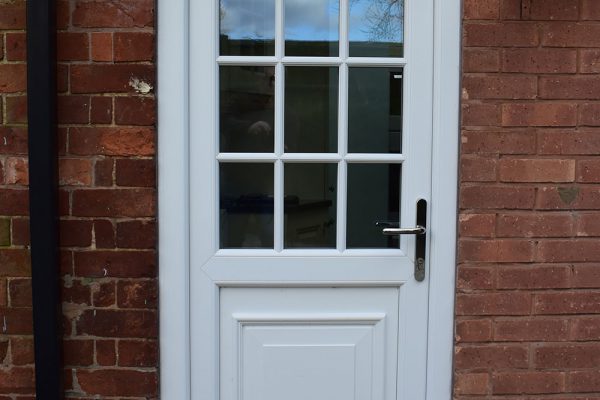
<box><xmin>26</xmin><ymin>0</ymin><xmax>62</xmax><ymax>398</ymax></box>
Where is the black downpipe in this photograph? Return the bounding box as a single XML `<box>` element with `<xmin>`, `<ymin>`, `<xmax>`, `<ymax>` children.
<box><xmin>26</xmin><ymin>0</ymin><xmax>62</xmax><ymax>398</ymax></box>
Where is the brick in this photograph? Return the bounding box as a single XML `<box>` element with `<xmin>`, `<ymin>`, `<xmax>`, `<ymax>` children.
<box><xmin>117</xmin><ymin>280</ymin><xmax>157</xmax><ymax>308</ymax></box>
<box><xmin>0</xmin><ymin>250</ymin><xmax>30</xmax><ymax>277</ymax></box>
<box><xmin>541</xmin><ymin>76</ymin><xmax>600</xmax><ymax>100</ymax></box>
<box><xmin>538</xmin><ymin>240</ymin><xmax>600</xmax><ymax>262</ymax></box>
<box><xmin>5</xmin><ymin>96</ymin><xmax>27</xmax><ymax>124</ymax></box>
<box><xmin>0</xmin><ymin>308</ymin><xmax>32</xmax><ymax>334</ymax></box>
<box><xmin>503</xmin><ymin>48</ymin><xmax>576</xmax><ymax>73</ymax></box>
<box><xmin>94</xmin><ymin>158</ymin><xmax>113</xmax><ymax>186</ymax></box>
<box><xmin>535</xmin><ymin>344</ymin><xmax>600</xmax><ymax>368</ymax></box>
<box><xmin>11</xmin><ymin>218</ymin><xmax>29</xmax><ymax>246</ymax></box>
<box><xmin>460</xmin><ymin>157</ymin><xmax>497</xmax><ymax>182</ymax></box>
<box><xmin>0</xmin><ymin>219</ymin><xmax>9</xmax><ymax>247</ymax></box>
<box><xmin>461</xmin><ymin>103</ymin><xmax>500</xmax><ymax>126</ymax></box>
<box><xmin>497</xmin><ymin>213</ymin><xmax>574</xmax><ymax>237</ymax></box>
<box><xmin>456</xmin><ymin>292</ymin><xmax>532</xmax><ymax>316</ymax></box>
<box><xmin>76</xmin><ymin>309</ymin><xmax>157</xmax><ymax>338</ymax></box>
<box><xmin>61</xmin><ymin>279</ymin><xmax>91</xmax><ymax>305</ymax></box>
<box><xmin>502</xmin><ymin>103</ymin><xmax>577</xmax><ymax>127</ymax></box>
<box><xmin>63</xmin><ymin>340</ymin><xmax>94</xmax><ymax>366</ymax></box>
<box><xmin>459</xmin><ymin>214</ymin><xmax>496</xmax><ymax>238</ymax></box>
<box><xmin>462</xmin><ymin>49</ymin><xmax>500</xmax><ymax>73</ymax></box>
<box><xmin>579</xmin><ymin>103</ymin><xmax>600</xmax><ymax>126</ymax></box>
<box><xmin>57</xmin><ymin>1</ymin><xmax>69</xmax><ymax>29</ymax></box>
<box><xmin>492</xmin><ymin>371</ymin><xmax>564</xmax><ymax>394</ymax></box>
<box><xmin>77</xmin><ymin>369</ymin><xmax>157</xmax><ymax>397</ymax></box>
<box><xmin>463</xmin><ymin>75</ymin><xmax>536</xmax><ymax>100</ymax></box>
<box><xmin>91</xmin><ymin>32</ymin><xmax>113</xmax><ymax>62</ymax></box>
<box><xmin>537</xmin><ymin>186</ymin><xmax>600</xmax><ymax>210</ymax></box>
<box><xmin>92</xmin><ymin>281</ymin><xmax>115</xmax><ymax>307</ymax></box>
<box><xmin>464</xmin><ymin>0</ymin><xmax>499</xmax><ymax>19</ymax></box>
<box><xmin>570</xmin><ymin>317</ymin><xmax>600</xmax><ymax>340</ymax></box>
<box><xmin>0</xmin><ymin>64</ymin><xmax>26</xmax><ymax>93</ymax></box>
<box><xmin>539</xmin><ymin>130</ymin><xmax>600</xmax><ymax>155</ymax></box>
<box><xmin>115</xmin><ymin>158</ymin><xmax>155</xmax><ymax>187</ymax></box>
<box><xmin>73</xmin><ymin>0</ymin><xmax>154</xmax><ymax>28</ymax></box>
<box><xmin>499</xmin><ymin>159</ymin><xmax>575</xmax><ymax>183</ymax></box>
<box><xmin>59</xmin><ymin>158</ymin><xmax>93</xmax><ymax>186</ymax></box>
<box><xmin>96</xmin><ymin>340</ymin><xmax>116</xmax><ymax>366</ymax></box>
<box><xmin>114</xmin><ymin>32</ymin><xmax>154</xmax><ymax>62</ymax></box>
<box><xmin>8</xmin><ymin>278</ymin><xmax>31</xmax><ymax>307</ymax></box>
<box><xmin>0</xmin><ymin>339</ymin><xmax>7</xmax><ymax>363</ymax></box>
<box><xmin>529</xmin><ymin>0</ymin><xmax>579</xmax><ymax>20</ymax></box>
<box><xmin>457</xmin><ymin>266</ymin><xmax>495</xmax><ymax>290</ymax></box>
<box><xmin>0</xmin><ymin>128</ymin><xmax>28</xmax><ymax>154</ymax></box>
<box><xmin>59</xmin><ymin>220</ymin><xmax>93</xmax><ymax>247</ymax></box>
<box><xmin>459</xmin><ymin>239</ymin><xmax>534</xmax><ymax>262</ymax></box>
<box><xmin>464</xmin><ymin>22</ymin><xmax>538</xmax><ymax>47</ymax></box>
<box><xmin>460</xmin><ymin>186</ymin><xmax>535</xmax><ymax>209</ymax></box>
<box><xmin>454</xmin><ymin>373</ymin><xmax>489</xmax><ymax>395</ymax></box>
<box><xmin>454</xmin><ymin>345</ymin><xmax>528</xmax><ymax>369</ymax></box>
<box><xmin>4</xmin><ymin>157</ymin><xmax>28</xmax><ymax>185</ymax></box>
<box><xmin>71</xmin><ymin>64</ymin><xmax>155</xmax><ymax>94</ymax></box>
<box><xmin>5</xmin><ymin>33</ymin><xmax>26</xmax><ymax>61</ymax></box>
<box><xmin>580</xmin><ymin>49</ymin><xmax>600</xmax><ymax>73</ymax></box>
<box><xmin>93</xmin><ymin>219</ymin><xmax>116</xmax><ymax>248</ymax></box>
<box><xmin>0</xmin><ymin>1</ymin><xmax>25</xmax><ymax>29</ymax></box>
<box><xmin>118</xmin><ymin>340</ymin><xmax>158</xmax><ymax>367</ymax></box>
<box><xmin>494</xmin><ymin>318</ymin><xmax>569</xmax><ymax>341</ymax></box>
<box><xmin>456</xmin><ymin>319</ymin><xmax>492</xmax><ymax>342</ymax></box>
<box><xmin>462</xmin><ymin>131</ymin><xmax>535</xmax><ymax>154</ymax></box>
<box><xmin>57</xmin><ymin>96</ymin><xmax>90</xmax><ymax>124</ymax></box>
<box><xmin>572</xmin><ymin>265</ymin><xmax>600</xmax><ymax>287</ymax></box>
<box><xmin>569</xmin><ymin>370</ymin><xmax>600</xmax><ymax>392</ymax></box>
<box><xmin>542</xmin><ymin>22</ymin><xmax>600</xmax><ymax>47</ymax></box>
<box><xmin>72</xmin><ymin>188</ymin><xmax>155</xmax><ymax>217</ymax></box>
<box><xmin>90</xmin><ymin>96</ymin><xmax>113</xmax><ymax>124</ymax></box>
<box><xmin>115</xmin><ymin>96</ymin><xmax>156</xmax><ymax>126</ymax></box>
<box><xmin>74</xmin><ymin>250</ymin><xmax>156</xmax><ymax>278</ymax></box>
<box><xmin>69</xmin><ymin>127</ymin><xmax>155</xmax><ymax>156</ymax></box>
<box><xmin>576</xmin><ymin>212</ymin><xmax>600</xmax><ymax>235</ymax></box>
<box><xmin>535</xmin><ymin>292</ymin><xmax>600</xmax><ymax>314</ymax></box>
<box><xmin>11</xmin><ymin>338</ymin><xmax>33</xmax><ymax>365</ymax></box>
<box><xmin>116</xmin><ymin>220</ymin><xmax>155</xmax><ymax>248</ymax></box>
<box><xmin>497</xmin><ymin>266</ymin><xmax>571</xmax><ymax>289</ymax></box>
<box><xmin>57</xmin><ymin>64</ymin><xmax>68</xmax><ymax>93</ymax></box>
<box><xmin>57</xmin><ymin>32</ymin><xmax>89</xmax><ymax>61</ymax></box>
<box><xmin>582</xmin><ymin>0</ymin><xmax>600</xmax><ymax>20</ymax></box>
<box><xmin>500</xmin><ymin>0</ymin><xmax>521</xmax><ymax>19</ymax></box>
<box><xmin>0</xmin><ymin>368</ymin><xmax>34</xmax><ymax>394</ymax></box>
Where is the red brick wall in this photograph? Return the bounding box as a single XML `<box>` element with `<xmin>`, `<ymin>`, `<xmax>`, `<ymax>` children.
<box><xmin>456</xmin><ymin>0</ymin><xmax>600</xmax><ymax>397</ymax></box>
<box><xmin>0</xmin><ymin>0</ymin><xmax>158</xmax><ymax>397</ymax></box>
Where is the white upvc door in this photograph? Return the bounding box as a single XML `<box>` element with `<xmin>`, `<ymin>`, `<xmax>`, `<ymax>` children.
<box><xmin>159</xmin><ymin>0</ymin><xmax>459</xmax><ymax>398</ymax></box>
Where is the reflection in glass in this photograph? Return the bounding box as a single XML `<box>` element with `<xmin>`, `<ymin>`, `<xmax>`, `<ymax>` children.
<box><xmin>220</xmin><ymin>163</ymin><xmax>274</xmax><ymax>248</ymax></box>
<box><xmin>348</xmin><ymin>67</ymin><xmax>402</xmax><ymax>153</ymax></box>
<box><xmin>220</xmin><ymin>66</ymin><xmax>275</xmax><ymax>152</ymax></box>
<box><xmin>284</xmin><ymin>163</ymin><xmax>337</xmax><ymax>248</ymax></box>
<box><xmin>285</xmin><ymin>67</ymin><xmax>338</xmax><ymax>153</ymax></box>
<box><xmin>220</xmin><ymin>0</ymin><xmax>275</xmax><ymax>56</ymax></box>
<box><xmin>349</xmin><ymin>0</ymin><xmax>404</xmax><ymax>57</ymax></box>
<box><xmin>285</xmin><ymin>0</ymin><xmax>339</xmax><ymax>56</ymax></box>
<box><xmin>347</xmin><ymin>164</ymin><xmax>400</xmax><ymax>248</ymax></box>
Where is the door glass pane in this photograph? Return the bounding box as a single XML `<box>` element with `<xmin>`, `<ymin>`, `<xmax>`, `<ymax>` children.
<box><xmin>220</xmin><ymin>163</ymin><xmax>274</xmax><ymax>248</ymax></box>
<box><xmin>285</xmin><ymin>67</ymin><xmax>338</xmax><ymax>153</ymax></box>
<box><xmin>348</xmin><ymin>67</ymin><xmax>402</xmax><ymax>153</ymax></box>
<box><xmin>284</xmin><ymin>163</ymin><xmax>337</xmax><ymax>248</ymax></box>
<box><xmin>347</xmin><ymin>164</ymin><xmax>400</xmax><ymax>248</ymax></box>
<box><xmin>220</xmin><ymin>66</ymin><xmax>275</xmax><ymax>153</ymax></box>
<box><xmin>220</xmin><ymin>0</ymin><xmax>275</xmax><ymax>56</ymax></box>
<box><xmin>285</xmin><ymin>0</ymin><xmax>339</xmax><ymax>57</ymax></box>
<box><xmin>349</xmin><ymin>0</ymin><xmax>404</xmax><ymax>57</ymax></box>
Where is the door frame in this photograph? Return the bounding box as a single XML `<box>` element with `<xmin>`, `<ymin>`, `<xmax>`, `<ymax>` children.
<box><xmin>157</xmin><ymin>0</ymin><xmax>461</xmax><ymax>398</ymax></box>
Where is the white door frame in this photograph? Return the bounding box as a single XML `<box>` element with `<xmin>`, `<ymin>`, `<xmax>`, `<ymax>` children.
<box><xmin>157</xmin><ymin>0</ymin><xmax>461</xmax><ymax>398</ymax></box>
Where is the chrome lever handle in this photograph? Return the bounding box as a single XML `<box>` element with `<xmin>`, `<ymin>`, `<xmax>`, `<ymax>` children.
<box><xmin>382</xmin><ymin>226</ymin><xmax>426</xmax><ymax>236</ymax></box>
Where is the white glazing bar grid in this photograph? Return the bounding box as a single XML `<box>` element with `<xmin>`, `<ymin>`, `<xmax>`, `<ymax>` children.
<box><xmin>216</xmin><ymin>0</ymin><xmax>406</xmax><ymax>253</ymax></box>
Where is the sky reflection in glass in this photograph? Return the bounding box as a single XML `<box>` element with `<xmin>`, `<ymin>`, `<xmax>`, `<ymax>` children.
<box><xmin>285</xmin><ymin>0</ymin><xmax>339</xmax><ymax>56</ymax></box>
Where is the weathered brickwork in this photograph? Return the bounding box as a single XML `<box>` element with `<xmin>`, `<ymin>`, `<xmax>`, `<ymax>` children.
<box><xmin>0</xmin><ymin>0</ymin><xmax>157</xmax><ymax>398</ymax></box>
<box><xmin>457</xmin><ymin>0</ymin><xmax>600</xmax><ymax>397</ymax></box>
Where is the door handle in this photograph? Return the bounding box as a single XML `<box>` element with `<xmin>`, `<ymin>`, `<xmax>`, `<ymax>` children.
<box><xmin>382</xmin><ymin>226</ymin><xmax>426</xmax><ymax>236</ymax></box>
<box><xmin>377</xmin><ymin>199</ymin><xmax>428</xmax><ymax>282</ymax></box>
